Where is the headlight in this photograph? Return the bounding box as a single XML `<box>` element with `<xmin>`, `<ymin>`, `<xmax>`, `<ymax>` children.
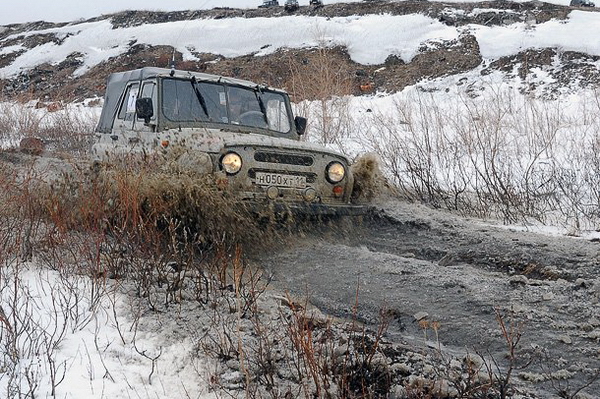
<box><xmin>221</xmin><ymin>152</ymin><xmax>242</xmax><ymax>174</ymax></box>
<box><xmin>326</xmin><ymin>161</ymin><xmax>346</xmax><ymax>183</ymax></box>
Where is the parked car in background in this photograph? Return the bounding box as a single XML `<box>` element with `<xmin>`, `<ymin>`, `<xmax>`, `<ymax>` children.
<box><xmin>570</xmin><ymin>0</ymin><xmax>595</xmax><ymax>6</ymax></box>
<box><xmin>259</xmin><ymin>0</ymin><xmax>280</xmax><ymax>8</ymax></box>
<box><xmin>285</xmin><ymin>0</ymin><xmax>300</xmax><ymax>12</ymax></box>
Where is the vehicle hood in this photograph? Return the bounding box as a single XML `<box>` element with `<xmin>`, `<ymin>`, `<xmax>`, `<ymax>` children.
<box><xmin>166</xmin><ymin>127</ymin><xmax>350</xmax><ymax>163</ymax></box>
<box><xmin>222</xmin><ymin>132</ymin><xmax>348</xmax><ymax>160</ymax></box>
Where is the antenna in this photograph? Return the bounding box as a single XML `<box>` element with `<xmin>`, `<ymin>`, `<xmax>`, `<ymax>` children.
<box><xmin>168</xmin><ymin>0</ymin><xmax>212</xmax><ymax>75</ymax></box>
<box><xmin>170</xmin><ymin>48</ymin><xmax>176</xmax><ymax>76</ymax></box>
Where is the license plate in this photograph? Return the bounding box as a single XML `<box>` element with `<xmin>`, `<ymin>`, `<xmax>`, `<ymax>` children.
<box><xmin>255</xmin><ymin>172</ymin><xmax>306</xmax><ymax>188</ymax></box>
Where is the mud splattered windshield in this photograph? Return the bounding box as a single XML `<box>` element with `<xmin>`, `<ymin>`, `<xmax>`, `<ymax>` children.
<box><xmin>161</xmin><ymin>78</ymin><xmax>292</xmax><ymax>134</ymax></box>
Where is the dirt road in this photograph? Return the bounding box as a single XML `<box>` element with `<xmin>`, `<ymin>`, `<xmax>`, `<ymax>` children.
<box><xmin>257</xmin><ymin>200</ymin><xmax>600</xmax><ymax>396</ymax></box>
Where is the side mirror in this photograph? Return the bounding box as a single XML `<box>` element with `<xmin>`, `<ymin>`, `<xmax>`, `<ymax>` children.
<box><xmin>294</xmin><ymin>116</ymin><xmax>307</xmax><ymax>136</ymax></box>
<box><xmin>136</xmin><ymin>98</ymin><xmax>154</xmax><ymax>123</ymax></box>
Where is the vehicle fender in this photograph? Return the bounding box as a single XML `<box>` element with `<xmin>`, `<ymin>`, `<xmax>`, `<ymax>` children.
<box><xmin>175</xmin><ymin>151</ymin><xmax>214</xmax><ymax>175</ymax></box>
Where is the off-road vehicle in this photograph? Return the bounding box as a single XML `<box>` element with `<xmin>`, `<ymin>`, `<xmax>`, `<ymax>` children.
<box><xmin>93</xmin><ymin>67</ymin><xmax>363</xmax><ymax>215</ymax></box>
<box><xmin>284</xmin><ymin>0</ymin><xmax>300</xmax><ymax>12</ymax></box>
<box><xmin>258</xmin><ymin>0</ymin><xmax>279</xmax><ymax>8</ymax></box>
<box><xmin>570</xmin><ymin>0</ymin><xmax>595</xmax><ymax>6</ymax></box>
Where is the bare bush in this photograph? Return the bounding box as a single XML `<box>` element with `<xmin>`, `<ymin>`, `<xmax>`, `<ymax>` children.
<box><xmin>194</xmin><ymin>281</ymin><xmax>395</xmax><ymax>399</ymax></box>
<box><xmin>0</xmin><ymin>102</ymin><xmax>43</xmax><ymax>145</ymax></box>
<box><xmin>358</xmin><ymin>86</ymin><xmax>600</xmax><ymax>230</ymax></box>
<box><xmin>286</xmin><ymin>41</ymin><xmax>356</xmax><ymax>149</ymax></box>
<box><xmin>38</xmin><ymin>105</ymin><xmax>98</xmax><ymax>154</ymax></box>
<box><xmin>0</xmin><ymin>161</ymin><xmax>109</xmax><ymax>397</ymax></box>
<box><xmin>0</xmin><ymin>101</ymin><xmax>97</xmax><ymax>154</ymax></box>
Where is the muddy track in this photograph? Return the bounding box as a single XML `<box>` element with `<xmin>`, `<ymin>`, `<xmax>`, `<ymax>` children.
<box><xmin>256</xmin><ymin>200</ymin><xmax>600</xmax><ymax>394</ymax></box>
<box><xmin>352</xmin><ymin>210</ymin><xmax>599</xmax><ymax>282</ymax></box>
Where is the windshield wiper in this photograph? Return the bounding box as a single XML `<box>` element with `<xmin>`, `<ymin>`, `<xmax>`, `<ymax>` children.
<box><xmin>254</xmin><ymin>87</ymin><xmax>269</xmax><ymax>126</ymax></box>
<box><xmin>191</xmin><ymin>76</ymin><xmax>209</xmax><ymax>117</ymax></box>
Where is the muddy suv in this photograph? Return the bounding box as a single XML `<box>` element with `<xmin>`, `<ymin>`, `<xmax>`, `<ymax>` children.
<box><xmin>93</xmin><ymin>67</ymin><xmax>362</xmax><ymax>215</ymax></box>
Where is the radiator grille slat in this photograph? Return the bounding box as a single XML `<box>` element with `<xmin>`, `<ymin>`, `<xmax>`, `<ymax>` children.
<box><xmin>254</xmin><ymin>151</ymin><xmax>313</xmax><ymax>166</ymax></box>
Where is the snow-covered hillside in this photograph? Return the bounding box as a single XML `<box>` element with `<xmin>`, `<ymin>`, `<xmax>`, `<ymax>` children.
<box><xmin>2</xmin><ymin>10</ymin><xmax>599</xmax><ymax>78</ymax></box>
<box><xmin>0</xmin><ymin>0</ymin><xmax>578</xmax><ymax>25</ymax></box>
<box><xmin>2</xmin><ymin>2</ymin><xmax>600</xmax><ymax>398</ymax></box>
<box><xmin>1</xmin><ymin>0</ymin><xmax>599</xmax><ymax>102</ymax></box>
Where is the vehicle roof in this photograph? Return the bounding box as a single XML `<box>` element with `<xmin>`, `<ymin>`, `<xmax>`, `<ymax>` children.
<box><xmin>96</xmin><ymin>67</ymin><xmax>285</xmax><ymax>133</ymax></box>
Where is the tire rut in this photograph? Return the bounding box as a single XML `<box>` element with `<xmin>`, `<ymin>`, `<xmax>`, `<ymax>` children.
<box><xmin>257</xmin><ymin>201</ymin><xmax>600</xmax><ymax>395</ymax></box>
<box><xmin>345</xmin><ymin>210</ymin><xmax>599</xmax><ymax>282</ymax></box>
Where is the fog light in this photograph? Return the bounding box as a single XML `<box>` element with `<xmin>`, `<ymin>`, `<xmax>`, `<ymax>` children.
<box><xmin>266</xmin><ymin>186</ymin><xmax>279</xmax><ymax>200</ymax></box>
<box><xmin>333</xmin><ymin>186</ymin><xmax>344</xmax><ymax>197</ymax></box>
<box><xmin>303</xmin><ymin>187</ymin><xmax>317</xmax><ymax>202</ymax></box>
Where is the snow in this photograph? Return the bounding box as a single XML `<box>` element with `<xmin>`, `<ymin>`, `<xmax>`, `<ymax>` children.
<box><xmin>2</xmin><ymin>3</ymin><xmax>600</xmax><ymax>398</ymax></box>
<box><xmin>474</xmin><ymin>10</ymin><xmax>600</xmax><ymax>59</ymax></box>
<box><xmin>1</xmin><ymin>15</ymin><xmax>459</xmax><ymax>77</ymax></box>
<box><xmin>3</xmin><ymin>9</ymin><xmax>600</xmax><ymax>79</ymax></box>
<box><xmin>0</xmin><ymin>263</ymin><xmax>217</xmax><ymax>398</ymax></box>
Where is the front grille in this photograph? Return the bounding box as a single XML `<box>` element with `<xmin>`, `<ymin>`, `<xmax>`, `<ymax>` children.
<box><xmin>248</xmin><ymin>169</ymin><xmax>317</xmax><ymax>183</ymax></box>
<box><xmin>254</xmin><ymin>151</ymin><xmax>313</xmax><ymax>166</ymax></box>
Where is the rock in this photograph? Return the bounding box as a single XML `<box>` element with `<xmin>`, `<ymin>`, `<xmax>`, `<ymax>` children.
<box><xmin>333</xmin><ymin>345</ymin><xmax>347</xmax><ymax>359</ymax></box>
<box><xmin>19</xmin><ymin>137</ymin><xmax>44</xmax><ymax>155</ymax></box>
<box><xmin>558</xmin><ymin>335</ymin><xmax>572</xmax><ymax>344</ymax></box>
<box><xmin>542</xmin><ymin>292</ymin><xmax>555</xmax><ymax>301</ymax></box>
<box><xmin>391</xmin><ymin>362</ymin><xmax>412</xmax><ymax>376</ymax></box>
<box><xmin>432</xmin><ymin>379</ymin><xmax>458</xmax><ymax>398</ymax></box>
<box><xmin>413</xmin><ymin>311</ymin><xmax>429</xmax><ymax>321</ymax></box>
<box><xmin>509</xmin><ymin>275</ymin><xmax>529</xmax><ymax>285</ymax></box>
<box><xmin>574</xmin><ymin>278</ymin><xmax>588</xmax><ymax>288</ymax></box>
<box><xmin>449</xmin><ymin>359</ymin><xmax>462</xmax><ymax>370</ymax></box>
<box><xmin>519</xmin><ymin>371</ymin><xmax>546</xmax><ymax>383</ymax></box>
<box><xmin>586</xmin><ymin>330</ymin><xmax>600</xmax><ymax>341</ymax></box>
<box><xmin>389</xmin><ymin>384</ymin><xmax>407</xmax><ymax>398</ymax></box>
<box><xmin>465</xmin><ymin>353</ymin><xmax>484</xmax><ymax>369</ymax></box>
<box><xmin>220</xmin><ymin>370</ymin><xmax>243</xmax><ymax>389</ymax></box>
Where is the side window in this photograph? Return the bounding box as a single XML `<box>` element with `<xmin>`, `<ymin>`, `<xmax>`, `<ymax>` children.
<box><xmin>138</xmin><ymin>81</ymin><xmax>157</xmax><ymax>121</ymax></box>
<box><xmin>117</xmin><ymin>83</ymin><xmax>140</xmax><ymax>121</ymax></box>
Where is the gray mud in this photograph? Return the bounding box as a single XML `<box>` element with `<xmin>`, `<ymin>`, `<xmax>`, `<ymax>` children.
<box><xmin>256</xmin><ymin>200</ymin><xmax>600</xmax><ymax>396</ymax></box>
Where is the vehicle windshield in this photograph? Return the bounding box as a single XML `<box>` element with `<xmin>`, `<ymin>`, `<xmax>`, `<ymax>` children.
<box><xmin>161</xmin><ymin>78</ymin><xmax>292</xmax><ymax>134</ymax></box>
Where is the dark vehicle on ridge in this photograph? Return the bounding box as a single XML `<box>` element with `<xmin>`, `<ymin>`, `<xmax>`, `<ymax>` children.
<box><xmin>259</xmin><ymin>0</ymin><xmax>280</xmax><ymax>8</ymax></box>
<box><xmin>569</xmin><ymin>0</ymin><xmax>595</xmax><ymax>5</ymax></box>
<box><xmin>285</xmin><ymin>0</ymin><xmax>300</xmax><ymax>12</ymax></box>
